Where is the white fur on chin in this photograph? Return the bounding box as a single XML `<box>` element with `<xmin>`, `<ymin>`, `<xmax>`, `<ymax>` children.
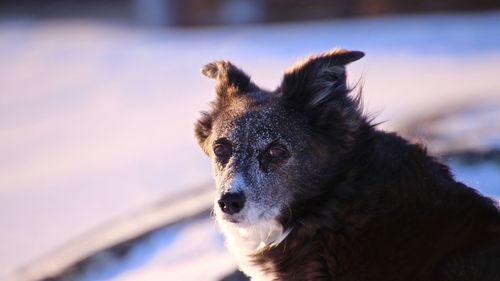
<box><xmin>217</xmin><ymin>214</ymin><xmax>291</xmax><ymax>281</ymax></box>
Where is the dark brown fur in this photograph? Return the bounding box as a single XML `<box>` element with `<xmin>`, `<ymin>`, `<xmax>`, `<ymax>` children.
<box><xmin>195</xmin><ymin>48</ymin><xmax>500</xmax><ymax>281</ymax></box>
<box><xmin>259</xmin><ymin>131</ymin><xmax>500</xmax><ymax>280</ymax></box>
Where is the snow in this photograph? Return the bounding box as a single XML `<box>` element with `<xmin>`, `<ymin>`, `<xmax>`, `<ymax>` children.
<box><xmin>1</xmin><ymin>10</ymin><xmax>500</xmax><ymax>280</ymax></box>
<box><xmin>450</xmin><ymin>161</ymin><xmax>500</xmax><ymax>199</ymax></box>
<box><xmin>83</xmin><ymin>219</ymin><xmax>235</xmax><ymax>281</ymax></box>
<box><xmin>401</xmin><ymin>103</ymin><xmax>500</xmax><ymax>154</ymax></box>
<box><xmin>9</xmin><ymin>186</ymin><xmax>215</xmax><ymax>281</ymax></box>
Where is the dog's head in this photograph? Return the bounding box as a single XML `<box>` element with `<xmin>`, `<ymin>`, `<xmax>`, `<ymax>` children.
<box><xmin>195</xmin><ymin>48</ymin><xmax>365</xmax><ymax>237</ymax></box>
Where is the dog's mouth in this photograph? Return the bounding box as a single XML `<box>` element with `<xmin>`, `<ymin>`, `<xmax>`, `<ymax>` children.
<box><xmin>213</xmin><ymin>201</ymin><xmax>238</xmax><ymax>222</ymax></box>
<box><xmin>226</xmin><ymin>216</ymin><xmax>240</xmax><ymax>224</ymax></box>
<box><xmin>214</xmin><ymin>204</ymin><xmax>253</xmax><ymax>226</ymax></box>
<box><xmin>216</xmin><ymin>207</ymin><xmax>274</xmax><ymax>228</ymax></box>
<box><xmin>217</xmin><ymin>211</ymin><xmax>244</xmax><ymax>224</ymax></box>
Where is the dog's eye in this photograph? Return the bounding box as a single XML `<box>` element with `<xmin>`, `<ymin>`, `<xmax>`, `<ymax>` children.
<box><xmin>213</xmin><ymin>140</ymin><xmax>233</xmax><ymax>161</ymax></box>
<box><xmin>264</xmin><ymin>144</ymin><xmax>289</xmax><ymax>161</ymax></box>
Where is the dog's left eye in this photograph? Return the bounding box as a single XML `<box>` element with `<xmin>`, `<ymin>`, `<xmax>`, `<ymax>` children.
<box><xmin>264</xmin><ymin>144</ymin><xmax>289</xmax><ymax>161</ymax></box>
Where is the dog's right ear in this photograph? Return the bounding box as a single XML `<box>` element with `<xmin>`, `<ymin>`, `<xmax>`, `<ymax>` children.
<box><xmin>196</xmin><ymin>61</ymin><xmax>258</xmax><ymax>153</ymax></box>
<box><xmin>201</xmin><ymin>60</ymin><xmax>258</xmax><ymax>100</ymax></box>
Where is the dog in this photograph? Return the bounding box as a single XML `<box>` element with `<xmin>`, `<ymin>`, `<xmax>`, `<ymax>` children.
<box><xmin>194</xmin><ymin>48</ymin><xmax>500</xmax><ymax>281</ymax></box>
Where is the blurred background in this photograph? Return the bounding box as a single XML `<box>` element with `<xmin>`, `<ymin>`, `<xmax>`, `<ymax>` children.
<box><xmin>1</xmin><ymin>1</ymin><xmax>499</xmax><ymax>280</ymax></box>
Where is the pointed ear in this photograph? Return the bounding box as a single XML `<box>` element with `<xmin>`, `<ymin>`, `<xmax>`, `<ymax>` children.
<box><xmin>201</xmin><ymin>60</ymin><xmax>259</xmax><ymax>98</ymax></box>
<box><xmin>280</xmin><ymin>48</ymin><xmax>364</xmax><ymax>110</ymax></box>
<box><xmin>196</xmin><ymin>60</ymin><xmax>258</xmax><ymax>154</ymax></box>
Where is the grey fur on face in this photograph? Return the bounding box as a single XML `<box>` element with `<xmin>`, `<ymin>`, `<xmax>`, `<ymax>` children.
<box><xmin>195</xmin><ymin>48</ymin><xmax>365</xmax><ymax>228</ymax></box>
<box><xmin>209</xmin><ymin>97</ymin><xmax>311</xmax><ymax>225</ymax></box>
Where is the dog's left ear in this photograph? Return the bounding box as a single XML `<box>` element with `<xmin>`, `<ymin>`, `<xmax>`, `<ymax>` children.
<box><xmin>280</xmin><ymin>48</ymin><xmax>364</xmax><ymax>110</ymax></box>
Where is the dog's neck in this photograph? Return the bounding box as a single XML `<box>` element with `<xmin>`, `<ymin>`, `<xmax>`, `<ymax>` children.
<box><xmin>218</xmin><ymin>218</ymin><xmax>291</xmax><ymax>280</ymax></box>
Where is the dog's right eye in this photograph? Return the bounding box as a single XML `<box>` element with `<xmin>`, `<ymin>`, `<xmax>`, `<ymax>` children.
<box><xmin>213</xmin><ymin>140</ymin><xmax>233</xmax><ymax>162</ymax></box>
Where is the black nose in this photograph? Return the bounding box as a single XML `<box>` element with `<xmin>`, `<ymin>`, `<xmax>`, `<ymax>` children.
<box><xmin>218</xmin><ymin>192</ymin><xmax>245</xmax><ymax>215</ymax></box>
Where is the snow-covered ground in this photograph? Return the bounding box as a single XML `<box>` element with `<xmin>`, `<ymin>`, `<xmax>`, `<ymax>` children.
<box><xmin>1</xmin><ymin>11</ymin><xmax>500</xmax><ymax>280</ymax></box>
<box><xmin>76</xmin><ymin>218</ymin><xmax>236</xmax><ymax>281</ymax></box>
